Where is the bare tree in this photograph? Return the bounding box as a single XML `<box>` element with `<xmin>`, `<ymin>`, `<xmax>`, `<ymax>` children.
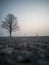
<box><xmin>1</xmin><ymin>13</ymin><xmax>19</xmax><ymax>37</ymax></box>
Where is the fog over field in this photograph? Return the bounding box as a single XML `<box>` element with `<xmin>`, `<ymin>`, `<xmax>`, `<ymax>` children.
<box><xmin>0</xmin><ymin>0</ymin><xmax>49</xmax><ymax>65</ymax></box>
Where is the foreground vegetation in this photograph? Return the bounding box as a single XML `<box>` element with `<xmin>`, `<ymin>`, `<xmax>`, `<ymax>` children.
<box><xmin>0</xmin><ymin>36</ymin><xmax>49</xmax><ymax>65</ymax></box>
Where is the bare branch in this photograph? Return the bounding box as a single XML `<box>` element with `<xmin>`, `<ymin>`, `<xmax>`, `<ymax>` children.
<box><xmin>1</xmin><ymin>13</ymin><xmax>19</xmax><ymax>37</ymax></box>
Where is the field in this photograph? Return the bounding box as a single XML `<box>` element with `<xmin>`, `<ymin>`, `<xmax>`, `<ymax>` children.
<box><xmin>0</xmin><ymin>36</ymin><xmax>49</xmax><ymax>65</ymax></box>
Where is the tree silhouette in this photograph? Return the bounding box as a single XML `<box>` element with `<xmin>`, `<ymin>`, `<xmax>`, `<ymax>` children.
<box><xmin>1</xmin><ymin>13</ymin><xmax>19</xmax><ymax>37</ymax></box>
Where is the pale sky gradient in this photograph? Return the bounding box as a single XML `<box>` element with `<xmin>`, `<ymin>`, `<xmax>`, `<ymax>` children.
<box><xmin>0</xmin><ymin>0</ymin><xmax>49</xmax><ymax>36</ymax></box>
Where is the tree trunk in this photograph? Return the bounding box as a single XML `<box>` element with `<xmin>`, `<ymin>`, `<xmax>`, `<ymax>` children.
<box><xmin>10</xmin><ymin>30</ymin><xmax>12</xmax><ymax>37</ymax></box>
<box><xmin>9</xmin><ymin>26</ymin><xmax>12</xmax><ymax>45</ymax></box>
<box><xmin>10</xmin><ymin>32</ymin><xmax>11</xmax><ymax>37</ymax></box>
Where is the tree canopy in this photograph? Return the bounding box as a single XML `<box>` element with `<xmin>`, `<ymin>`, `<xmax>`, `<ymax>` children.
<box><xmin>1</xmin><ymin>13</ymin><xmax>19</xmax><ymax>37</ymax></box>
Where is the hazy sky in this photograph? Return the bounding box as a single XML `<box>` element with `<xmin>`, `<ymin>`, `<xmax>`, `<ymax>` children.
<box><xmin>0</xmin><ymin>0</ymin><xmax>49</xmax><ymax>36</ymax></box>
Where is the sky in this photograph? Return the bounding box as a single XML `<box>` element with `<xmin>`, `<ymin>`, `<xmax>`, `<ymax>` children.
<box><xmin>0</xmin><ymin>0</ymin><xmax>49</xmax><ymax>36</ymax></box>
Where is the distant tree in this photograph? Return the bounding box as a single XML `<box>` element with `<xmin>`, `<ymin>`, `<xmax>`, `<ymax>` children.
<box><xmin>36</xmin><ymin>33</ymin><xmax>38</xmax><ymax>36</ymax></box>
<box><xmin>1</xmin><ymin>13</ymin><xmax>19</xmax><ymax>37</ymax></box>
